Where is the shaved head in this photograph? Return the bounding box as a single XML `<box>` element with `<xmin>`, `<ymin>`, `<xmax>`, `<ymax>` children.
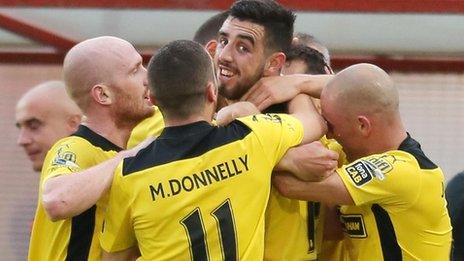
<box><xmin>16</xmin><ymin>81</ymin><xmax>82</xmax><ymax>171</ymax></box>
<box><xmin>323</xmin><ymin>63</ymin><xmax>398</xmax><ymax>118</ymax></box>
<box><xmin>321</xmin><ymin>63</ymin><xmax>404</xmax><ymax>161</ymax></box>
<box><xmin>63</xmin><ymin>36</ymin><xmax>141</xmax><ymax>112</ymax></box>
<box><xmin>63</xmin><ymin>36</ymin><xmax>153</xmax><ymax>127</ymax></box>
<box><xmin>17</xmin><ymin>81</ymin><xmax>81</xmax><ymax>115</ymax></box>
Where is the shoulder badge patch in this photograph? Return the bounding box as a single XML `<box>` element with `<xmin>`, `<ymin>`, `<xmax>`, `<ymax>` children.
<box><xmin>51</xmin><ymin>145</ymin><xmax>80</xmax><ymax>170</ymax></box>
<box><xmin>345</xmin><ymin>155</ymin><xmax>395</xmax><ymax>186</ymax></box>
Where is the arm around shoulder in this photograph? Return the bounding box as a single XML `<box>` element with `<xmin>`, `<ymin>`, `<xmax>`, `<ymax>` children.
<box><xmin>272</xmin><ymin>171</ymin><xmax>354</xmax><ymax>205</ymax></box>
<box><xmin>287</xmin><ymin>94</ymin><xmax>327</xmax><ymax>144</ymax></box>
<box><xmin>242</xmin><ymin>74</ymin><xmax>333</xmax><ymax>111</ymax></box>
<box><xmin>42</xmin><ymin>153</ymin><xmax>125</xmax><ymax>221</ymax></box>
<box><xmin>43</xmin><ymin>137</ymin><xmax>155</xmax><ymax>221</ymax></box>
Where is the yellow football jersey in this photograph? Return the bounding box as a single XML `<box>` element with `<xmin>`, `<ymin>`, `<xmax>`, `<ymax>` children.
<box><xmin>127</xmin><ymin>106</ymin><xmax>165</xmax><ymax>149</ymax></box>
<box><xmin>264</xmin><ymin>189</ymin><xmax>320</xmax><ymax>260</ymax></box>
<box><xmin>318</xmin><ymin>137</ymin><xmax>347</xmax><ymax>261</ymax></box>
<box><xmin>264</xmin><ymin>136</ymin><xmax>345</xmax><ymax>261</ymax></box>
<box><xmin>318</xmin><ymin>240</ymin><xmax>346</xmax><ymax>261</ymax></box>
<box><xmin>320</xmin><ymin>135</ymin><xmax>347</xmax><ymax>167</ymax></box>
<box><xmin>337</xmin><ymin>135</ymin><xmax>452</xmax><ymax>260</ymax></box>
<box><xmin>28</xmin><ymin>125</ymin><xmax>122</xmax><ymax>261</ymax></box>
<box><xmin>100</xmin><ymin>114</ymin><xmax>304</xmax><ymax>260</ymax></box>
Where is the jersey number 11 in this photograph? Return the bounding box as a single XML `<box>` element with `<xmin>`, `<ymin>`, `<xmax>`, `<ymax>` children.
<box><xmin>181</xmin><ymin>199</ymin><xmax>238</xmax><ymax>261</ymax></box>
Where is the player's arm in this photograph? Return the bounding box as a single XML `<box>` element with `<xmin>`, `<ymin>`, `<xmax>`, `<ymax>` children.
<box><xmin>42</xmin><ymin>153</ymin><xmax>124</xmax><ymax>221</ymax></box>
<box><xmin>287</xmin><ymin>94</ymin><xmax>327</xmax><ymax>144</ymax></box>
<box><xmin>242</xmin><ymin>74</ymin><xmax>333</xmax><ymax>111</ymax></box>
<box><xmin>42</xmin><ymin>138</ymin><xmax>154</xmax><ymax>221</ymax></box>
<box><xmin>272</xmin><ymin>171</ymin><xmax>354</xmax><ymax>205</ymax></box>
<box><xmin>216</xmin><ymin>96</ymin><xmax>328</xmax><ymax>181</ymax></box>
<box><xmin>216</xmin><ymin>101</ymin><xmax>260</xmax><ymax>126</ymax></box>
<box><xmin>218</xmin><ymin>94</ymin><xmax>326</xmax><ymax>144</ymax></box>
<box><xmin>275</xmin><ymin>141</ymin><xmax>338</xmax><ymax>182</ymax></box>
<box><xmin>102</xmin><ymin>247</ymin><xmax>140</xmax><ymax>261</ymax></box>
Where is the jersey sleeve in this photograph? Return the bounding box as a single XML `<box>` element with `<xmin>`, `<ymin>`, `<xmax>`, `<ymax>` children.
<box><xmin>336</xmin><ymin>152</ymin><xmax>421</xmax><ymax>211</ymax></box>
<box><xmin>237</xmin><ymin>113</ymin><xmax>304</xmax><ymax>166</ymax></box>
<box><xmin>321</xmin><ymin>136</ymin><xmax>348</xmax><ymax>166</ymax></box>
<box><xmin>41</xmin><ymin>137</ymin><xmax>95</xmax><ymax>183</ymax></box>
<box><xmin>100</xmin><ymin>162</ymin><xmax>137</xmax><ymax>252</ymax></box>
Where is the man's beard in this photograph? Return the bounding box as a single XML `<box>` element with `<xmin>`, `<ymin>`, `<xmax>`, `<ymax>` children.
<box><xmin>218</xmin><ymin>70</ymin><xmax>264</xmax><ymax>100</ymax></box>
<box><xmin>112</xmin><ymin>96</ymin><xmax>153</xmax><ymax>129</ymax></box>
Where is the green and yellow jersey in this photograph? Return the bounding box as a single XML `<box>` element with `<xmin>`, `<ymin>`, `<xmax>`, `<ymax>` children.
<box><xmin>100</xmin><ymin>114</ymin><xmax>304</xmax><ymax>260</ymax></box>
<box><xmin>127</xmin><ymin>106</ymin><xmax>165</xmax><ymax>149</ymax></box>
<box><xmin>337</xmin><ymin>135</ymin><xmax>452</xmax><ymax>260</ymax></box>
<box><xmin>28</xmin><ymin>125</ymin><xmax>122</xmax><ymax>261</ymax></box>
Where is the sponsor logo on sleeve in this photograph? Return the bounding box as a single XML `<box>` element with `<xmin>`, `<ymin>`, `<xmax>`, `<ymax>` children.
<box><xmin>345</xmin><ymin>155</ymin><xmax>395</xmax><ymax>186</ymax></box>
<box><xmin>341</xmin><ymin>214</ymin><xmax>367</xmax><ymax>238</ymax></box>
<box><xmin>366</xmin><ymin>156</ymin><xmax>394</xmax><ymax>175</ymax></box>
<box><xmin>345</xmin><ymin>161</ymin><xmax>374</xmax><ymax>186</ymax></box>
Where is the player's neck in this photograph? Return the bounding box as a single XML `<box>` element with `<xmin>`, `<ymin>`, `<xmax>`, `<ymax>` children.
<box><xmin>164</xmin><ymin>104</ymin><xmax>215</xmax><ymax>127</ymax></box>
<box><xmin>365</xmin><ymin>122</ymin><xmax>407</xmax><ymax>157</ymax></box>
<box><xmin>164</xmin><ymin>114</ymin><xmax>213</xmax><ymax>128</ymax></box>
<box><xmin>81</xmin><ymin>115</ymin><xmax>131</xmax><ymax>149</ymax></box>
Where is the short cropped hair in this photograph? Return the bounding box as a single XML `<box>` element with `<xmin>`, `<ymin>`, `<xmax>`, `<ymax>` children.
<box><xmin>285</xmin><ymin>44</ymin><xmax>329</xmax><ymax>75</ymax></box>
<box><xmin>193</xmin><ymin>11</ymin><xmax>229</xmax><ymax>46</ymax></box>
<box><xmin>293</xmin><ymin>32</ymin><xmax>331</xmax><ymax>65</ymax></box>
<box><xmin>148</xmin><ymin>40</ymin><xmax>214</xmax><ymax>119</ymax></box>
<box><xmin>230</xmin><ymin>0</ymin><xmax>295</xmax><ymax>53</ymax></box>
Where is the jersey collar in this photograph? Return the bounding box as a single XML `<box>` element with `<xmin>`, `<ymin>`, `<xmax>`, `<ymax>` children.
<box><xmin>160</xmin><ymin>121</ymin><xmax>213</xmax><ymax>139</ymax></box>
<box><xmin>72</xmin><ymin>125</ymin><xmax>123</xmax><ymax>152</ymax></box>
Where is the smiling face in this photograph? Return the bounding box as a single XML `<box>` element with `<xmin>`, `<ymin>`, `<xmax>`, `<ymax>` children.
<box><xmin>214</xmin><ymin>17</ymin><xmax>268</xmax><ymax>100</ymax></box>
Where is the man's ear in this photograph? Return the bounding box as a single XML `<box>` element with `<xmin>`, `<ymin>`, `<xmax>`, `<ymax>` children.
<box><xmin>205</xmin><ymin>40</ymin><xmax>218</xmax><ymax>58</ymax></box>
<box><xmin>263</xmin><ymin>52</ymin><xmax>286</xmax><ymax>77</ymax></box>
<box><xmin>205</xmin><ymin>81</ymin><xmax>217</xmax><ymax>103</ymax></box>
<box><xmin>149</xmin><ymin>94</ymin><xmax>158</xmax><ymax>106</ymax></box>
<box><xmin>67</xmin><ymin>114</ymin><xmax>82</xmax><ymax>132</ymax></box>
<box><xmin>91</xmin><ymin>84</ymin><xmax>113</xmax><ymax>106</ymax></box>
<box><xmin>357</xmin><ymin>115</ymin><xmax>372</xmax><ymax>137</ymax></box>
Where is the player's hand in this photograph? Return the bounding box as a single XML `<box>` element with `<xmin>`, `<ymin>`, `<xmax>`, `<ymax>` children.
<box><xmin>276</xmin><ymin>141</ymin><xmax>338</xmax><ymax>181</ymax></box>
<box><xmin>120</xmin><ymin>136</ymin><xmax>156</xmax><ymax>158</ymax></box>
<box><xmin>216</xmin><ymin>101</ymin><xmax>260</xmax><ymax>126</ymax></box>
<box><xmin>241</xmin><ymin>75</ymin><xmax>303</xmax><ymax>111</ymax></box>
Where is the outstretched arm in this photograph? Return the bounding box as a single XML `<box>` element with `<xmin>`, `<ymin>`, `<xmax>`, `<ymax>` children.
<box><xmin>275</xmin><ymin>141</ymin><xmax>338</xmax><ymax>182</ymax></box>
<box><xmin>242</xmin><ymin>74</ymin><xmax>333</xmax><ymax>111</ymax></box>
<box><xmin>42</xmin><ymin>138</ymin><xmax>154</xmax><ymax>221</ymax></box>
<box><xmin>272</xmin><ymin>171</ymin><xmax>354</xmax><ymax>205</ymax></box>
